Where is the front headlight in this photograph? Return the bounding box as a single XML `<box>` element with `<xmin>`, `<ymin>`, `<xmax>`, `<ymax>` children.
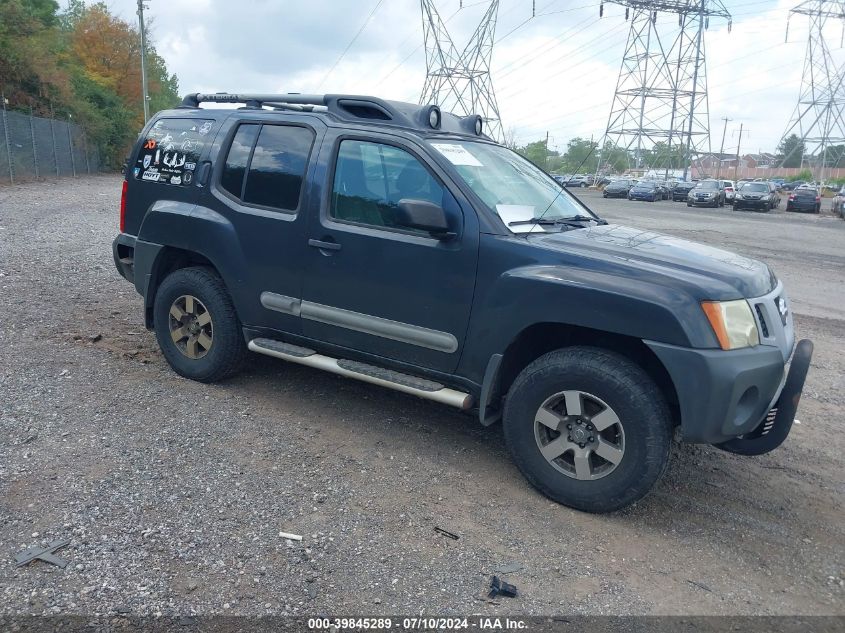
<box><xmin>735</xmin><ymin>194</ymin><xmax>743</xmax><ymax>200</ymax></box>
<box><xmin>701</xmin><ymin>300</ymin><xmax>760</xmax><ymax>350</ymax></box>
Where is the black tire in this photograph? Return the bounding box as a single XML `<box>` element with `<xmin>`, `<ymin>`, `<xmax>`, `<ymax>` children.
<box><xmin>153</xmin><ymin>266</ymin><xmax>247</xmax><ymax>383</ymax></box>
<box><xmin>502</xmin><ymin>347</ymin><xmax>673</xmax><ymax>513</ymax></box>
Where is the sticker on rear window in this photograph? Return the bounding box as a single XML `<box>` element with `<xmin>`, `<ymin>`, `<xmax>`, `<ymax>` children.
<box><xmin>431</xmin><ymin>143</ymin><xmax>483</xmax><ymax>167</ymax></box>
<box><xmin>136</xmin><ymin>118</ymin><xmax>213</xmax><ymax>186</ymax></box>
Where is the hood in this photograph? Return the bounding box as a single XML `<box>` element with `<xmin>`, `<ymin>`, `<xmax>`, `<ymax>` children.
<box><xmin>606</xmin><ymin>181</ymin><xmax>629</xmax><ymax>190</ymax></box>
<box><xmin>531</xmin><ymin>224</ymin><xmax>775</xmax><ymax>299</ymax></box>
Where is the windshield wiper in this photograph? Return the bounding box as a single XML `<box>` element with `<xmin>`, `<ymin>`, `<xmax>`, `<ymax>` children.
<box><xmin>508</xmin><ymin>218</ymin><xmax>560</xmax><ymax>226</ymax></box>
<box><xmin>508</xmin><ymin>215</ymin><xmax>607</xmax><ymax>228</ymax></box>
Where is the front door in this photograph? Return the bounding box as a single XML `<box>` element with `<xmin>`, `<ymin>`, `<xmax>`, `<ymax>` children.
<box><xmin>300</xmin><ymin>133</ymin><xmax>479</xmax><ymax>374</ymax></box>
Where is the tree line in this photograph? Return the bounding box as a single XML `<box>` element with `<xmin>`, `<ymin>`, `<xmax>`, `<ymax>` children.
<box><xmin>510</xmin><ymin>133</ymin><xmax>845</xmax><ymax>174</ymax></box>
<box><xmin>0</xmin><ymin>0</ymin><xmax>179</xmax><ymax>168</ymax></box>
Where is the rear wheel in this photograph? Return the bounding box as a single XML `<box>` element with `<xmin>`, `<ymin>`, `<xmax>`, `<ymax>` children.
<box><xmin>153</xmin><ymin>267</ymin><xmax>247</xmax><ymax>383</ymax></box>
<box><xmin>503</xmin><ymin>347</ymin><xmax>673</xmax><ymax>513</ymax></box>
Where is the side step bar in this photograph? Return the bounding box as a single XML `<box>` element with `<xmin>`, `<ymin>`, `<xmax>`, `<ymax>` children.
<box><xmin>248</xmin><ymin>338</ymin><xmax>474</xmax><ymax>410</ymax></box>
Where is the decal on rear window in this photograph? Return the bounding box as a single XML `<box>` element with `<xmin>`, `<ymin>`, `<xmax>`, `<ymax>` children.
<box><xmin>136</xmin><ymin>118</ymin><xmax>214</xmax><ymax>186</ymax></box>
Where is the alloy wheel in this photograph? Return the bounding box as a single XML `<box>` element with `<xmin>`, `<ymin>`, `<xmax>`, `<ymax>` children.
<box><xmin>533</xmin><ymin>390</ymin><xmax>625</xmax><ymax>480</ymax></box>
<box><xmin>168</xmin><ymin>294</ymin><xmax>213</xmax><ymax>359</ymax></box>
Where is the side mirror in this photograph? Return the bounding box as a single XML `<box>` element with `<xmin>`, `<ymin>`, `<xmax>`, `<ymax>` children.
<box><xmin>395</xmin><ymin>198</ymin><xmax>456</xmax><ymax>240</ymax></box>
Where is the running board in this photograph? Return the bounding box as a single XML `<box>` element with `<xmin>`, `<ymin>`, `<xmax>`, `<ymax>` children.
<box><xmin>248</xmin><ymin>338</ymin><xmax>474</xmax><ymax>410</ymax></box>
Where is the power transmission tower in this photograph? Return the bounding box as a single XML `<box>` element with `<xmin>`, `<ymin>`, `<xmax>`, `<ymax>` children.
<box><xmin>597</xmin><ymin>1</ymin><xmax>731</xmax><ymax>179</ymax></box>
<box><xmin>780</xmin><ymin>1</ymin><xmax>845</xmax><ymax>180</ymax></box>
<box><xmin>420</xmin><ymin>1</ymin><xmax>503</xmax><ymax>141</ymax></box>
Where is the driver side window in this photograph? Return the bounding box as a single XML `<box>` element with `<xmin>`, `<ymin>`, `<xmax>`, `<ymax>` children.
<box><xmin>330</xmin><ymin>140</ymin><xmax>445</xmax><ymax>233</ymax></box>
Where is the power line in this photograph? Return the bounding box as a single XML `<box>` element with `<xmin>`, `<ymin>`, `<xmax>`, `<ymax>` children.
<box><xmin>317</xmin><ymin>0</ymin><xmax>386</xmax><ymax>91</ymax></box>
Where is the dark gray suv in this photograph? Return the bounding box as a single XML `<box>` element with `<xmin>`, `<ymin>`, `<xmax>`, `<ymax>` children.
<box><xmin>112</xmin><ymin>92</ymin><xmax>813</xmax><ymax>513</ymax></box>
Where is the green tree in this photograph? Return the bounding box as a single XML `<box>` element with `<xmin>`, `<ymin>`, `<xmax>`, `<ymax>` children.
<box><xmin>560</xmin><ymin>137</ymin><xmax>598</xmax><ymax>173</ymax></box>
<box><xmin>645</xmin><ymin>142</ymin><xmax>687</xmax><ymax>169</ymax></box>
<box><xmin>515</xmin><ymin>139</ymin><xmax>553</xmax><ymax>169</ymax></box>
<box><xmin>777</xmin><ymin>134</ymin><xmax>805</xmax><ymax>168</ymax></box>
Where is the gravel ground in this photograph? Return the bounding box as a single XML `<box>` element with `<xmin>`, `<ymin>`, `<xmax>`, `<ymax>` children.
<box><xmin>0</xmin><ymin>176</ymin><xmax>843</xmax><ymax>618</ymax></box>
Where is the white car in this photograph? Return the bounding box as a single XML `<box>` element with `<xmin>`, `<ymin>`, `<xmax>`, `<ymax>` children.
<box><xmin>722</xmin><ymin>180</ymin><xmax>736</xmax><ymax>201</ymax></box>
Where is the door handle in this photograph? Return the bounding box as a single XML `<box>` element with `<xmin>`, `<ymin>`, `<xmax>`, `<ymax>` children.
<box><xmin>308</xmin><ymin>239</ymin><xmax>342</xmax><ymax>251</ymax></box>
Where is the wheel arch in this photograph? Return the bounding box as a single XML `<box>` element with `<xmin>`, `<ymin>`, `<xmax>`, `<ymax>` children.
<box><xmin>493</xmin><ymin>322</ymin><xmax>680</xmax><ymax>427</ymax></box>
<box><xmin>140</xmin><ymin>246</ymin><xmax>222</xmax><ymax>329</ymax></box>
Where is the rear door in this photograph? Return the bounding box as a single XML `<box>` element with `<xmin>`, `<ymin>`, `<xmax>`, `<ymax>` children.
<box><xmin>199</xmin><ymin>117</ymin><xmax>325</xmax><ymax>332</ymax></box>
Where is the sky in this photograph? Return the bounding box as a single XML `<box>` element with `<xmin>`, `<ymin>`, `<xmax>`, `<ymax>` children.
<box><xmin>102</xmin><ymin>0</ymin><xmax>838</xmax><ymax>155</ymax></box>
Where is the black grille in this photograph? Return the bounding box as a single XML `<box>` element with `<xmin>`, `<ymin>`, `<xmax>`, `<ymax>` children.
<box><xmin>755</xmin><ymin>304</ymin><xmax>770</xmax><ymax>338</ymax></box>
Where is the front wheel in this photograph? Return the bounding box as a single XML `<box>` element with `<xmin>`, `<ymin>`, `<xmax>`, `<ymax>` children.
<box><xmin>153</xmin><ymin>267</ymin><xmax>247</xmax><ymax>383</ymax></box>
<box><xmin>503</xmin><ymin>347</ymin><xmax>673</xmax><ymax>513</ymax></box>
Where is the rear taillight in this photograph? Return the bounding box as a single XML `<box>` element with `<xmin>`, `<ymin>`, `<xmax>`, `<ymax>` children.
<box><xmin>119</xmin><ymin>180</ymin><xmax>128</xmax><ymax>232</ymax></box>
<box><xmin>789</xmin><ymin>195</ymin><xmax>795</xmax><ymax>200</ymax></box>
<box><xmin>816</xmin><ymin>196</ymin><xmax>821</xmax><ymax>201</ymax></box>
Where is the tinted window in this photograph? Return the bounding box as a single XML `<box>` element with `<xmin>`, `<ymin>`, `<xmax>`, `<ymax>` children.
<box><xmin>221</xmin><ymin>124</ymin><xmax>259</xmax><ymax>199</ymax></box>
<box><xmin>331</xmin><ymin>140</ymin><xmax>445</xmax><ymax>233</ymax></box>
<box><xmin>135</xmin><ymin>118</ymin><xmax>214</xmax><ymax>186</ymax></box>
<box><xmin>696</xmin><ymin>181</ymin><xmax>719</xmax><ymax>190</ymax></box>
<box><xmin>243</xmin><ymin>125</ymin><xmax>314</xmax><ymax>210</ymax></box>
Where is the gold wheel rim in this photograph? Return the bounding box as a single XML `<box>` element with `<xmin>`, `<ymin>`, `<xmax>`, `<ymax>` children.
<box><xmin>168</xmin><ymin>295</ymin><xmax>213</xmax><ymax>359</ymax></box>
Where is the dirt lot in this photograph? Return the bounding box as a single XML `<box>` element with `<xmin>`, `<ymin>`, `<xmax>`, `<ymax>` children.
<box><xmin>0</xmin><ymin>176</ymin><xmax>843</xmax><ymax>617</ymax></box>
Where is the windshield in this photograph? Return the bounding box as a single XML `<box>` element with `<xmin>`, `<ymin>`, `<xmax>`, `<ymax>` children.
<box><xmin>742</xmin><ymin>183</ymin><xmax>768</xmax><ymax>192</ymax></box>
<box><xmin>695</xmin><ymin>181</ymin><xmax>718</xmax><ymax>190</ymax></box>
<box><xmin>429</xmin><ymin>140</ymin><xmax>598</xmax><ymax>233</ymax></box>
<box><xmin>632</xmin><ymin>182</ymin><xmax>654</xmax><ymax>189</ymax></box>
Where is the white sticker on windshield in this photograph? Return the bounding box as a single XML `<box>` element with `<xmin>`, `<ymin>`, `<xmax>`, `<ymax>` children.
<box><xmin>496</xmin><ymin>204</ymin><xmax>545</xmax><ymax>232</ymax></box>
<box><xmin>431</xmin><ymin>143</ymin><xmax>483</xmax><ymax>167</ymax></box>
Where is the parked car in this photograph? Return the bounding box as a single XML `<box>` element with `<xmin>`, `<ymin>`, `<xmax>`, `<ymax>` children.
<box><xmin>564</xmin><ymin>174</ymin><xmax>594</xmax><ymax>188</ymax></box>
<box><xmin>603</xmin><ymin>178</ymin><xmax>635</xmax><ymax>198</ymax></box>
<box><xmin>781</xmin><ymin>181</ymin><xmax>805</xmax><ymax>191</ymax></box>
<box><xmin>628</xmin><ymin>181</ymin><xmax>663</xmax><ymax>202</ymax></box>
<box><xmin>653</xmin><ymin>181</ymin><xmax>671</xmax><ymax>200</ymax></box>
<box><xmin>831</xmin><ymin>186</ymin><xmax>845</xmax><ymax>218</ymax></box>
<box><xmin>733</xmin><ymin>182</ymin><xmax>778</xmax><ymax>212</ymax></box>
<box><xmin>687</xmin><ymin>179</ymin><xmax>726</xmax><ymax>207</ymax></box>
<box><xmin>113</xmin><ymin>91</ymin><xmax>813</xmax><ymax>514</ymax></box>
<box><xmin>786</xmin><ymin>187</ymin><xmax>821</xmax><ymax>213</ymax></box>
<box><xmin>670</xmin><ymin>180</ymin><xmax>696</xmax><ymax>201</ymax></box>
<box><xmin>722</xmin><ymin>180</ymin><xmax>736</xmax><ymax>201</ymax></box>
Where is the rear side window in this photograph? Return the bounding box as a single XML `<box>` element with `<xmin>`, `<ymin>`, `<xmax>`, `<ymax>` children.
<box><xmin>219</xmin><ymin>124</ymin><xmax>314</xmax><ymax>212</ymax></box>
<box><xmin>135</xmin><ymin>118</ymin><xmax>214</xmax><ymax>186</ymax></box>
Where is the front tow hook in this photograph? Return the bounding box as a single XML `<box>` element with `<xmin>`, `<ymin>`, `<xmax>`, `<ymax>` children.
<box><xmin>716</xmin><ymin>339</ymin><xmax>814</xmax><ymax>456</ymax></box>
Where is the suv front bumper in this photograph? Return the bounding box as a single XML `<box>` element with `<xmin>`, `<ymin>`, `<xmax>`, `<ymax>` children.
<box><xmin>645</xmin><ymin>339</ymin><xmax>812</xmax><ymax>444</ymax></box>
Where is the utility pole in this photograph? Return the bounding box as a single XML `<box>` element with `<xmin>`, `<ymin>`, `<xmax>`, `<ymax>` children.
<box><xmin>734</xmin><ymin>122</ymin><xmax>744</xmax><ymax>182</ymax></box>
<box><xmin>545</xmin><ymin>130</ymin><xmax>550</xmax><ymax>171</ymax></box>
<box><xmin>137</xmin><ymin>0</ymin><xmax>150</xmax><ymax>123</ymax></box>
<box><xmin>716</xmin><ymin>116</ymin><xmax>731</xmax><ymax>180</ymax></box>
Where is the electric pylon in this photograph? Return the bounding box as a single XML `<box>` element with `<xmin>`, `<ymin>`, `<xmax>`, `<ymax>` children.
<box><xmin>420</xmin><ymin>1</ymin><xmax>503</xmax><ymax>141</ymax></box>
<box><xmin>598</xmin><ymin>1</ymin><xmax>730</xmax><ymax>177</ymax></box>
<box><xmin>780</xmin><ymin>1</ymin><xmax>845</xmax><ymax>178</ymax></box>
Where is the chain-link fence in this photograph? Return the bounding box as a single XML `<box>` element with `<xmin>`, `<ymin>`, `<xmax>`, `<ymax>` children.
<box><xmin>0</xmin><ymin>107</ymin><xmax>101</xmax><ymax>185</ymax></box>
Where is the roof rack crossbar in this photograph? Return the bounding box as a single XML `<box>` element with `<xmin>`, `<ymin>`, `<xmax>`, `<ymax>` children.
<box><xmin>181</xmin><ymin>93</ymin><xmax>328</xmax><ymax>108</ymax></box>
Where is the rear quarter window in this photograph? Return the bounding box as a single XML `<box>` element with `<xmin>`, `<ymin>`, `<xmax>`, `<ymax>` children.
<box><xmin>135</xmin><ymin>118</ymin><xmax>215</xmax><ymax>186</ymax></box>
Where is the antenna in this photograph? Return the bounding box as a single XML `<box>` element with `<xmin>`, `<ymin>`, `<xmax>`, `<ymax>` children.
<box><xmin>420</xmin><ymin>1</ymin><xmax>504</xmax><ymax>142</ymax></box>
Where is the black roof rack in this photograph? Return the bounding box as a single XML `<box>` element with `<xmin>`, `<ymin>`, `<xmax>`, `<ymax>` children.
<box><xmin>179</xmin><ymin>93</ymin><xmax>489</xmax><ymax>138</ymax></box>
